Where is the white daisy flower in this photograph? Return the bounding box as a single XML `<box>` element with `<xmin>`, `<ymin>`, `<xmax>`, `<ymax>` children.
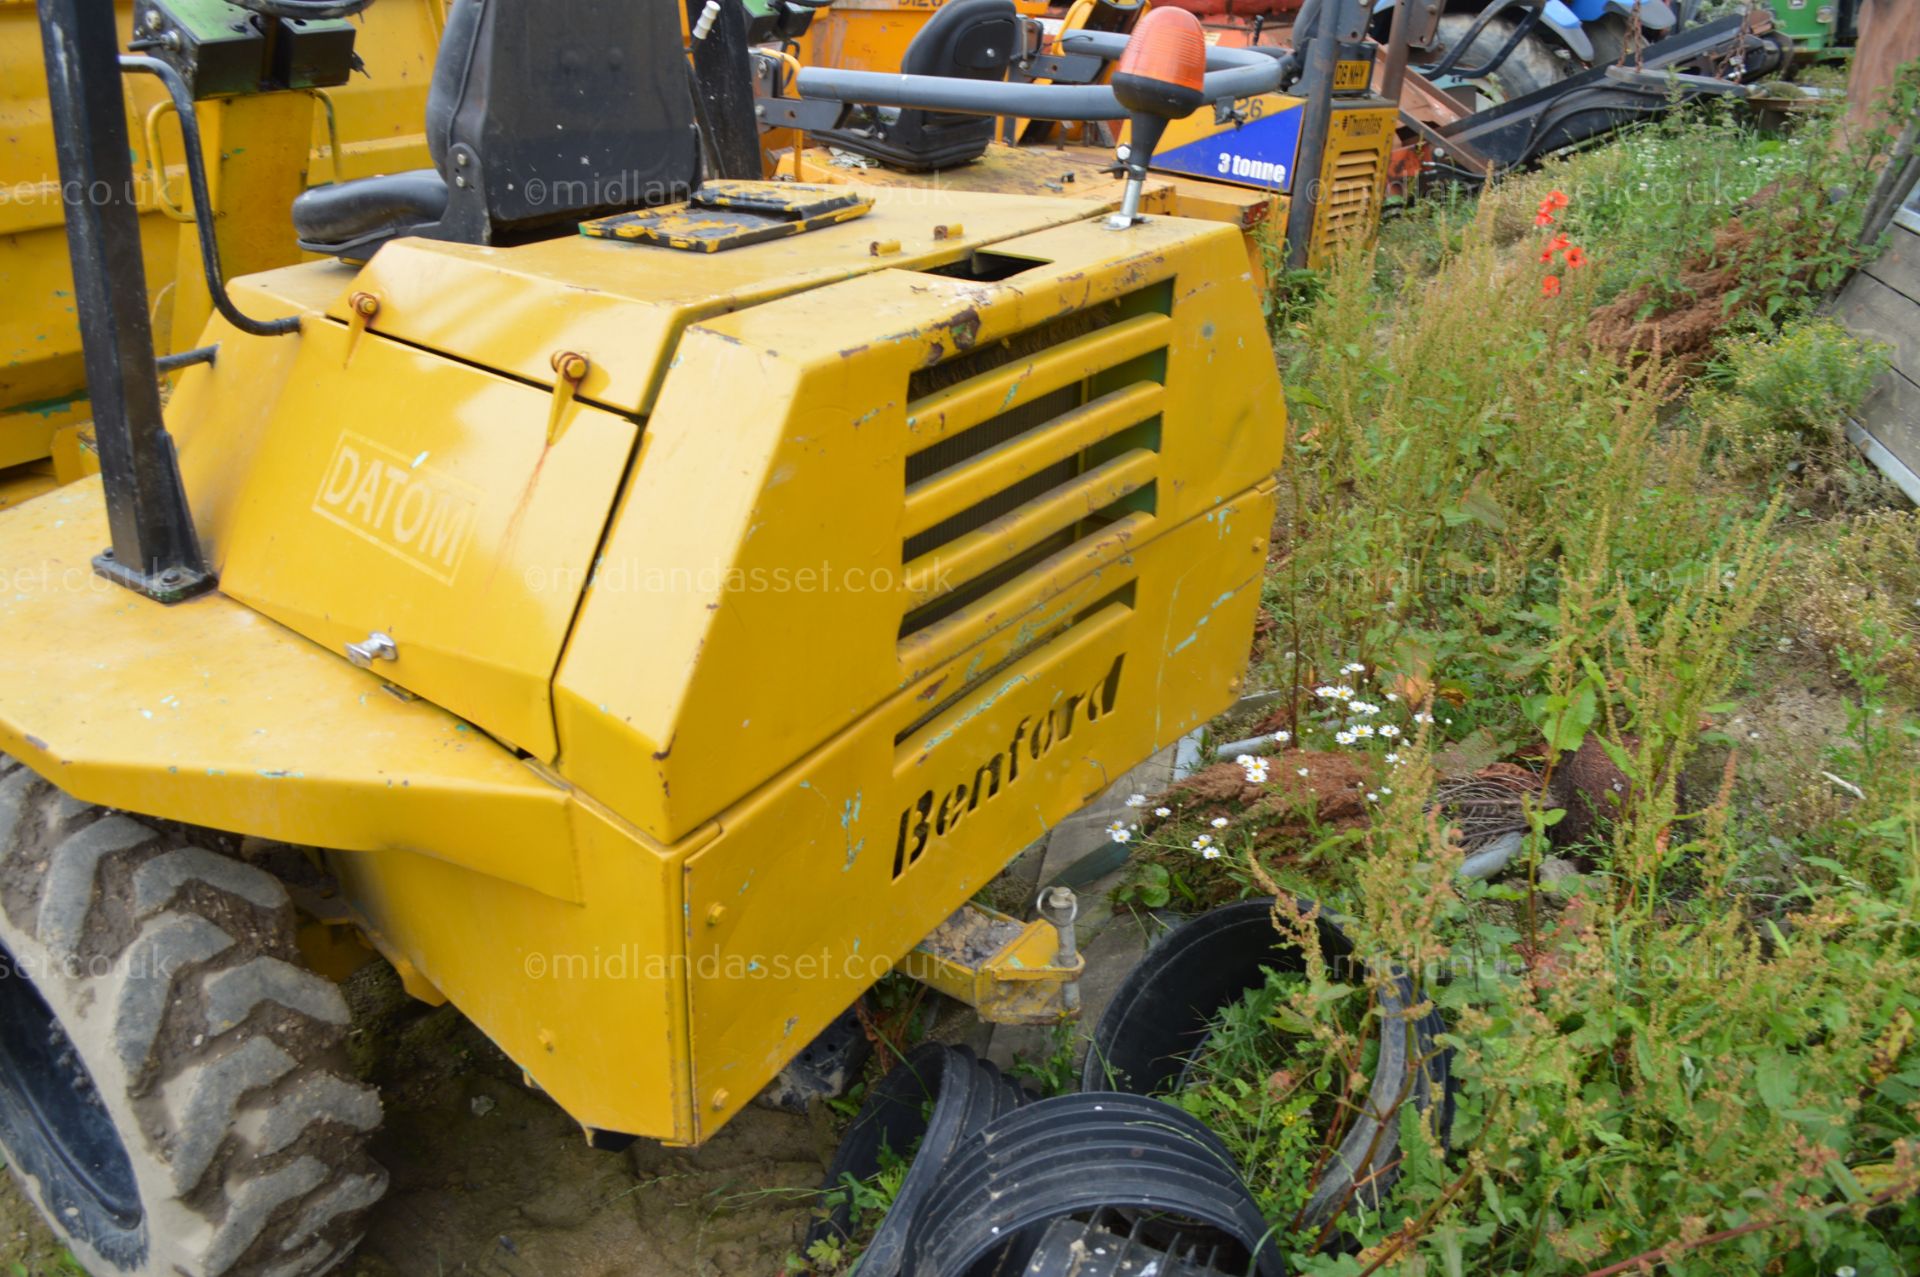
<box><xmin>1366</xmin><ymin>792</ymin><xmax>1379</xmax><ymax>802</ymax></box>
<box><xmin>1351</xmin><ymin>701</ymin><xmax>1380</xmax><ymax>716</ymax></box>
<box><xmin>1106</xmin><ymin>821</ymin><xmax>1132</xmax><ymax>844</ymax></box>
<box><xmin>1201</xmin><ymin>847</ymin><xmax>1222</xmax><ymax>861</ymax></box>
<box><xmin>1297</xmin><ymin>767</ymin><xmax>1310</xmax><ymax>777</ymax></box>
<box><xmin>1384</xmin><ymin>752</ymin><xmax>1401</xmax><ymax>764</ymax></box>
<box><xmin>1352</xmin><ymin>724</ymin><xmax>1374</xmax><ymax>738</ymax></box>
<box><xmin>1191</xmin><ymin>834</ymin><xmax>1214</xmax><ymax>851</ymax></box>
<box><xmin>1272</xmin><ymin>730</ymin><xmax>1291</xmax><ymax>744</ymax></box>
<box><xmin>1335</xmin><ymin>731</ymin><xmax>1356</xmax><ymax>746</ymax></box>
<box><xmin>1154</xmin><ymin>806</ymin><xmax>1172</xmax><ymax>818</ymax></box>
<box><xmin>1210</xmin><ymin>817</ymin><xmax>1229</xmax><ymax>829</ymax></box>
<box><xmin>1379</xmin><ymin>725</ymin><xmax>1400</xmax><ymax>738</ymax></box>
<box><xmin>1124</xmin><ymin>794</ymin><xmax>1149</xmax><ymax>808</ymax></box>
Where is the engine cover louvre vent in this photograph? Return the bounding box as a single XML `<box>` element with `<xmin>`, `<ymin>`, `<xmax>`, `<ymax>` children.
<box><xmin>898</xmin><ymin>283</ymin><xmax>1171</xmax><ymax>655</ymax></box>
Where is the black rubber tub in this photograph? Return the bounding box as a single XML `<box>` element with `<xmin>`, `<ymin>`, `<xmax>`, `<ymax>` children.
<box><xmin>805</xmin><ymin>1041</ymin><xmax>1030</xmax><ymax>1277</ymax></box>
<box><xmin>1081</xmin><ymin>897</ymin><xmax>1453</xmax><ymax>1230</ymax></box>
<box><xmin>907</xmin><ymin>1092</ymin><xmax>1289</xmax><ymax>1277</ymax></box>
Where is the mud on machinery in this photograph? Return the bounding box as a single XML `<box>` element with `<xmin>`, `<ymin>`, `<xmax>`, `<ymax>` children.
<box><xmin>2</xmin><ymin>0</ymin><xmax>1285</xmax><ymax>1272</ymax></box>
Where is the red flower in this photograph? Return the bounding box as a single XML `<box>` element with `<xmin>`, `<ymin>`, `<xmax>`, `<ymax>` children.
<box><xmin>1547</xmin><ymin>189</ymin><xmax>1569</xmax><ymax>210</ymax></box>
<box><xmin>1564</xmin><ymin>246</ymin><xmax>1588</xmax><ymax>269</ymax></box>
<box><xmin>1534</xmin><ymin>210</ymin><xmax>1555</xmax><ymax>227</ymax></box>
<box><xmin>1541</xmin><ymin>275</ymin><xmax>1562</xmax><ymax>298</ymax></box>
<box><xmin>1548</xmin><ymin>233</ymin><xmax>1571</xmax><ymax>253</ymax></box>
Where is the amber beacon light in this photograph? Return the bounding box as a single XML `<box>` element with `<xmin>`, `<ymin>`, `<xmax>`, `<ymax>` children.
<box><xmin>1107</xmin><ymin>8</ymin><xmax>1209</xmax><ymax>229</ymax></box>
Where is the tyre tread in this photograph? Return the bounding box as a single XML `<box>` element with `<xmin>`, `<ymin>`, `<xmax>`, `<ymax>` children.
<box><xmin>0</xmin><ymin>766</ymin><xmax>386</xmax><ymax>1277</ymax></box>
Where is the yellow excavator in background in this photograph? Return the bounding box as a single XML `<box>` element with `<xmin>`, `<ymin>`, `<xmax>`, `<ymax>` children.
<box><xmin>0</xmin><ymin>0</ymin><xmax>448</xmax><ymax>508</ymax></box>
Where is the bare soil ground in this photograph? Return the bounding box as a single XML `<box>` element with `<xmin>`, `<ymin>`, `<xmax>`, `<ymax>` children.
<box><xmin>339</xmin><ymin>963</ymin><xmax>829</xmax><ymax>1277</ymax></box>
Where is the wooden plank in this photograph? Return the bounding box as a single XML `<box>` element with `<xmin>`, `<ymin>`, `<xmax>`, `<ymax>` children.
<box><xmin>1863</xmin><ymin>223</ymin><xmax>1920</xmax><ymax>305</ymax></box>
<box><xmin>1834</xmin><ymin>271</ymin><xmax>1920</xmax><ymax>388</ymax></box>
<box><xmin>1855</xmin><ymin>363</ymin><xmax>1920</xmax><ymax>483</ymax></box>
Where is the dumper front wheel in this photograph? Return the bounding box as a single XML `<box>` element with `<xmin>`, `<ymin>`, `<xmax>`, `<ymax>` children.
<box><xmin>0</xmin><ymin>760</ymin><xmax>385</xmax><ymax>1276</ymax></box>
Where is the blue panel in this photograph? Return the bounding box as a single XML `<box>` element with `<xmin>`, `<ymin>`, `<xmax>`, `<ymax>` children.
<box><xmin>1563</xmin><ymin>0</ymin><xmax>1607</xmax><ymax>20</ymax></box>
<box><xmin>1150</xmin><ymin>104</ymin><xmax>1305</xmax><ymax>193</ymax></box>
<box><xmin>1614</xmin><ymin>0</ymin><xmax>1675</xmax><ymax>26</ymax></box>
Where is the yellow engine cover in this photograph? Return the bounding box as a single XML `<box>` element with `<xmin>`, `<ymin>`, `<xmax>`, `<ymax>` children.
<box><xmin>0</xmin><ymin>185</ymin><xmax>1285</xmax><ymax>1141</ymax></box>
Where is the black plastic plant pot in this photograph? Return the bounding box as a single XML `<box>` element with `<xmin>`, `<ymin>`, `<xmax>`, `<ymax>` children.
<box><xmin>1081</xmin><ymin>898</ymin><xmax>1453</xmax><ymax>1230</ymax></box>
<box><xmin>907</xmin><ymin>1092</ymin><xmax>1289</xmax><ymax>1277</ymax></box>
<box><xmin>806</xmin><ymin>1042</ymin><xmax>1030</xmax><ymax>1277</ymax></box>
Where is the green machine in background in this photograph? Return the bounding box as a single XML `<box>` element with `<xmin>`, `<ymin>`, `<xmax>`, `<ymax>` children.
<box><xmin>1764</xmin><ymin>0</ymin><xmax>1859</xmax><ymax>56</ymax></box>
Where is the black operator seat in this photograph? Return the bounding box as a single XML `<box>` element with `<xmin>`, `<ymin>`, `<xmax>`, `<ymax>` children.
<box><xmin>814</xmin><ymin>0</ymin><xmax>1020</xmax><ymax>173</ymax></box>
<box><xmin>292</xmin><ymin>0</ymin><xmax>701</xmax><ymax>261</ymax></box>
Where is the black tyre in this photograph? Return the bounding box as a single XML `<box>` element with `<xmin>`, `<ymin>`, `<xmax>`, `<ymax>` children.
<box><xmin>1429</xmin><ymin>15</ymin><xmax>1570</xmax><ymax>104</ymax></box>
<box><xmin>0</xmin><ymin>760</ymin><xmax>385</xmax><ymax>1276</ymax></box>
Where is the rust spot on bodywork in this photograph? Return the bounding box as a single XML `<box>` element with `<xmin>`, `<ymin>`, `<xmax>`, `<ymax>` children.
<box><xmin>947</xmin><ymin>307</ymin><xmax>982</xmax><ymax>352</ymax></box>
<box><xmin>914</xmin><ymin>307</ymin><xmax>984</xmax><ymax>370</ymax></box>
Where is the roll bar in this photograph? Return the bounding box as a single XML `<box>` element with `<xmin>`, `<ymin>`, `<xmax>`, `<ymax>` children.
<box><xmin>793</xmin><ymin>36</ymin><xmax>1292</xmax><ymax>121</ymax></box>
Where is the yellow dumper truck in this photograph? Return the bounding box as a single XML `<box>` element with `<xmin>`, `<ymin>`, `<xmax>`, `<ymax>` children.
<box><xmin>0</xmin><ymin>1</ymin><xmax>1284</xmax><ymax>1272</ymax></box>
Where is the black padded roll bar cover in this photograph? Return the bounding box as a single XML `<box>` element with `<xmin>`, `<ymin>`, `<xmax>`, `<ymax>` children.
<box><xmin>441</xmin><ymin>0</ymin><xmax>698</xmax><ymax>231</ymax></box>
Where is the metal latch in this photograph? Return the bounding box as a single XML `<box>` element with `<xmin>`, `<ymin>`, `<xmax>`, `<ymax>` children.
<box><xmin>344</xmin><ymin>631</ymin><xmax>397</xmax><ymax>668</ymax></box>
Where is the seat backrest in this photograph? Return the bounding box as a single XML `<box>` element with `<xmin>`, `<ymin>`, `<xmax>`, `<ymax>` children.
<box><xmin>434</xmin><ymin>0</ymin><xmax>700</xmax><ymax>241</ymax></box>
<box><xmin>819</xmin><ymin>0</ymin><xmax>1018</xmax><ymax>172</ymax></box>
<box><xmin>900</xmin><ymin>0</ymin><xmax>1020</xmax><ymax>78</ymax></box>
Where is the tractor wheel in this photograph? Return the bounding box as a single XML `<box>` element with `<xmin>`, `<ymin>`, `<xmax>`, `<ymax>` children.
<box><xmin>0</xmin><ymin>760</ymin><xmax>386</xmax><ymax>1277</ymax></box>
<box><xmin>1429</xmin><ymin>15</ymin><xmax>1570</xmax><ymax>104</ymax></box>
